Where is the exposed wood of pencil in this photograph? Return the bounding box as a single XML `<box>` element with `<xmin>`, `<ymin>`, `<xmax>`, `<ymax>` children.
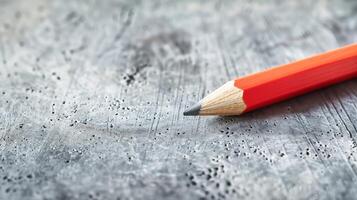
<box><xmin>184</xmin><ymin>43</ymin><xmax>357</xmax><ymax>116</ymax></box>
<box><xmin>183</xmin><ymin>81</ymin><xmax>246</xmax><ymax>116</ymax></box>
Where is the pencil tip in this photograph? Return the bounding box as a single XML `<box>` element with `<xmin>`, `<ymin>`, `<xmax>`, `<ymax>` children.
<box><xmin>183</xmin><ymin>103</ymin><xmax>201</xmax><ymax>116</ymax></box>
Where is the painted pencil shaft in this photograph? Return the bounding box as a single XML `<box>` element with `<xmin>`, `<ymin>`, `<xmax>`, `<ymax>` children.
<box><xmin>235</xmin><ymin>43</ymin><xmax>357</xmax><ymax>112</ymax></box>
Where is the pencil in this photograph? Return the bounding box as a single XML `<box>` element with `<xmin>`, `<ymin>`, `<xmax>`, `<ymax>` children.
<box><xmin>184</xmin><ymin>43</ymin><xmax>357</xmax><ymax>116</ymax></box>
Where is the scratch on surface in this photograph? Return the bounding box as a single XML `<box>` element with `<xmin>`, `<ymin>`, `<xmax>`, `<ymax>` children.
<box><xmin>319</xmin><ymin>92</ymin><xmax>357</xmax><ymax>180</ymax></box>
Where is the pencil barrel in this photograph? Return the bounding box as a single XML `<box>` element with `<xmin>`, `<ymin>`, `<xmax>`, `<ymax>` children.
<box><xmin>235</xmin><ymin>44</ymin><xmax>357</xmax><ymax>112</ymax></box>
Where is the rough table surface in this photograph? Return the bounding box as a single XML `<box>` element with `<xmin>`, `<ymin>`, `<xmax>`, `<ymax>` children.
<box><xmin>1</xmin><ymin>0</ymin><xmax>357</xmax><ymax>199</ymax></box>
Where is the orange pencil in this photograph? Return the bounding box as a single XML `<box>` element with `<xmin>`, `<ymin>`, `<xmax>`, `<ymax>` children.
<box><xmin>184</xmin><ymin>44</ymin><xmax>357</xmax><ymax>116</ymax></box>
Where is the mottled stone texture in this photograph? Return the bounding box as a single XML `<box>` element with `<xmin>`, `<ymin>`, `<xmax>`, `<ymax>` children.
<box><xmin>0</xmin><ymin>0</ymin><xmax>357</xmax><ymax>199</ymax></box>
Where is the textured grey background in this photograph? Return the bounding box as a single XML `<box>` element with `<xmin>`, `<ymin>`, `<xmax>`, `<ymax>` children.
<box><xmin>1</xmin><ymin>0</ymin><xmax>357</xmax><ymax>199</ymax></box>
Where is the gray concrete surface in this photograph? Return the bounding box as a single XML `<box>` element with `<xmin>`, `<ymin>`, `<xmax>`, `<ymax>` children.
<box><xmin>1</xmin><ymin>0</ymin><xmax>357</xmax><ymax>199</ymax></box>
